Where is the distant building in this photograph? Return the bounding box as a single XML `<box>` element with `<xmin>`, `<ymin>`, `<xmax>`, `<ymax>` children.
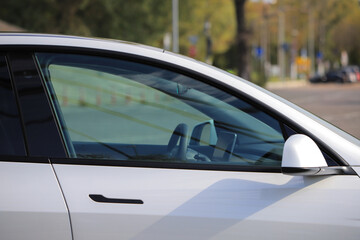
<box><xmin>0</xmin><ymin>20</ymin><xmax>25</xmax><ymax>32</ymax></box>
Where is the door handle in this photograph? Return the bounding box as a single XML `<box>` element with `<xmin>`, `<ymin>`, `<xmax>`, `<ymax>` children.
<box><xmin>89</xmin><ymin>194</ymin><xmax>144</xmax><ymax>204</ymax></box>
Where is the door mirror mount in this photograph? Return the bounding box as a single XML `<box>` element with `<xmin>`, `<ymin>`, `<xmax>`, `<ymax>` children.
<box><xmin>281</xmin><ymin>134</ymin><xmax>328</xmax><ymax>176</ymax></box>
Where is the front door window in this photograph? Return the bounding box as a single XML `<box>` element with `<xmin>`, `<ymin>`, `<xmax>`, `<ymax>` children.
<box><xmin>36</xmin><ymin>53</ymin><xmax>285</xmax><ymax>167</ymax></box>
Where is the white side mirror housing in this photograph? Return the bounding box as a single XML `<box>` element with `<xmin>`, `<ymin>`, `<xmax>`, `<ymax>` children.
<box><xmin>282</xmin><ymin>134</ymin><xmax>327</xmax><ymax>175</ymax></box>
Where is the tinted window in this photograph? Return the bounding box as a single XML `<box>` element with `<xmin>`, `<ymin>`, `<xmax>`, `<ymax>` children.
<box><xmin>0</xmin><ymin>55</ymin><xmax>26</xmax><ymax>156</ymax></box>
<box><xmin>36</xmin><ymin>53</ymin><xmax>285</xmax><ymax>167</ymax></box>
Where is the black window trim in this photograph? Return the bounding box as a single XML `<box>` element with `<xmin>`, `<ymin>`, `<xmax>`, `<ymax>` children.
<box><xmin>2</xmin><ymin>45</ymin><xmax>345</xmax><ymax>171</ymax></box>
<box><xmin>0</xmin><ymin>155</ymin><xmax>49</xmax><ymax>164</ymax></box>
<box><xmin>51</xmin><ymin>157</ymin><xmax>282</xmax><ymax>173</ymax></box>
<box><xmin>6</xmin><ymin>51</ymin><xmax>67</xmax><ymax>158</ymax></box>
<box><xmin>32</xmin><ymin>52</ymin><xmax>76</xmax><ymax>158</ymax></box>
<box><xmin>2</xmin><ymin>52</ymin><xmax>29</xmax><ymax>157</ymax></box>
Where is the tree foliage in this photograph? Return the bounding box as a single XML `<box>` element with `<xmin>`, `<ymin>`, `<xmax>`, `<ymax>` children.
<box><xmin>254</xmin><ymin>0</ymin><xmax>360</xmax><ymax>65</ymax></box>
<box><xmin>0</xmin><ymin>0</ymin><xmax>358</xmax><ymax>81</ymax></box>
<box><xmin>0</xmin><ymin>0</ymin><xmax>235</xmax><ymax>62</ymax></box>
<box><xmin>328</xmin><ymin>1</ymin><xmax>360</xmax><ymax>64</ymax></box>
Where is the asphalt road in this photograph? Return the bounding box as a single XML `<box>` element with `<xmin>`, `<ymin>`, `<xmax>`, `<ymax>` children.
<box><xmin>269</xmin><ymin>83</ymin><xmax>360</xmax><ymax>139</ymax></box>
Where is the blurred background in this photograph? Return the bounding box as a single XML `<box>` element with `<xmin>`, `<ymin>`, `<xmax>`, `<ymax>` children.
<box><xmin>1</xmin><ymin>0</ymin><xmax>359</xmax><ymax>137</ymax></box>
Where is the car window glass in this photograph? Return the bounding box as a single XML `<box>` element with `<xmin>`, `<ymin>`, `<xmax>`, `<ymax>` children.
<box><xmin>0</xmin><ymin>55</ymin><xmax>26</xmax><ymax>156</ymax></box>
<box><xmin>36</xmin><ymin>53</ymin><xmax>285</xmax><ymax>167</ymax></box>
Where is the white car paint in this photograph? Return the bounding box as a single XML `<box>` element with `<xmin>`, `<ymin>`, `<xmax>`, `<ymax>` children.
<box><xmin>0</xmin><ymin>162</ymin><xmax>72</xmax><ymax>240</ymax></box>
<box><xmin>352</xmin><ymin>167</ymin><xmax>360</xmax><ymax>176</ymax></box>
<box><xmin>1</xmin><ymin>33</ymin><xmax>360</xmax><ymax>240</ymax></box>
<box><xmin>282</xmin><ymin>134</ymin><xmax>327</xmax><ymax>168</ymax></box>
<box><xmin>53</xmin><ymin>164</ymin><xmax>360</xmax><ymax>239</ymax></box>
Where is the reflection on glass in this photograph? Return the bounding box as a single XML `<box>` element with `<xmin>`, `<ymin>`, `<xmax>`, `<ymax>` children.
<box><xmin>0</xmin><ymin>56</ymin><xmax>26</xmax><ymax>156</ymax></box>
<box><xmin>37</xmin><ymin>53</ymin><xmax>285</xmax><ymax>167</ymax></box>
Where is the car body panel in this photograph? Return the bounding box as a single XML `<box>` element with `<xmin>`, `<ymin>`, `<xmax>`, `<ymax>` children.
<box><xmin>352</xmin><ymin>167</ymin><xmax>360</xmax><ymax>176</ymax></box>
<box><xmin>53</xmin><ymin>164</ymin><xmax>360</xmax><ymax>239</ymax></box>
<box><xmin>0</xmin><ymin>162</ymin><xmax>72</xmax><ymax>240</ymax></box>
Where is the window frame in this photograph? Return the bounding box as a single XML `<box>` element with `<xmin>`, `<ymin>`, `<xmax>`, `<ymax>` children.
<box><xmin>30</xmin><ymin>46</ymin><xmax>345</xmax><ymax>171</ymax></box>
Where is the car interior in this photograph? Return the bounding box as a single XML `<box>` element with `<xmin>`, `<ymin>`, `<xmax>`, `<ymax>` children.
<box><xmin>36</xmin><ymin>52</ymin><xmax>288</xmax><ymax>167</ymax></box>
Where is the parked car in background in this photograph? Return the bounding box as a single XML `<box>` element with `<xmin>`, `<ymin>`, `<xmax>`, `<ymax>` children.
<box><xmin>343</xmin><ymin>66</ymin><xmax>358</xmax><ymax>83</ymax></box>
<box><xmin>310</xmin><ymin>66</ymin><xmax>360</xmax><ymax>83</ymax></box>
<box><xmin>309</xmin><ymin>73</ymin><xmax>327</xmax><ymax>83</ymax></box>
<box><xmin>349</xmin><ymin>65</ymin><xmax>360</xmax><ymax>82</ymax></box>
<box><xmin>326</xmin><ymin>68</ymin><xmax>349</xmax><ymax>83</ymax></box>
<box><xmin>1</xmin><ymin>33</ymin><xmax>360</xmax><ymax>240</ymax></box>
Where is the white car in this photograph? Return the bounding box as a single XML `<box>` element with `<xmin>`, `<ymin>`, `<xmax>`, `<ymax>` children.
<box><xmin>0</xmin><ymin>33</ymin><xmax>359</xmax><ymax>240</ymax></box>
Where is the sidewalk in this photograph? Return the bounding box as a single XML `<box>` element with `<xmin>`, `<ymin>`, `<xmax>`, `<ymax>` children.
<box><xmin>265</xmin><ymin>79</ymin><xmax>309</xmax><ymax>90</ymax></box>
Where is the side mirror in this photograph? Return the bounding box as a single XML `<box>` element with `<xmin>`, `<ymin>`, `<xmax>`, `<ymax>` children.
<box><xmin>281</xmin><ymin>134</ymin><xmax>327</xmax><ymax>176</ymax></box>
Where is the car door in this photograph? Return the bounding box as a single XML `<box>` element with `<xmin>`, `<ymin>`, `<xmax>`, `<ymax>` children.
<box><xmin>0</xmin><ymin>53</ymin><xmax>72</xmax><ymax>240</ymax></box>
<box><xmin>35</xmin><ymin>51</ymin><xmax>360</xmax><ymax>240</ymax></box>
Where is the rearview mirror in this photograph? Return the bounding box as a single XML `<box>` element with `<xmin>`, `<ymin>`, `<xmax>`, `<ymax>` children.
<box><xmin>281</xmin><ymin>134</ymin><xmax>327</xmax><ymax>176</ymax></box>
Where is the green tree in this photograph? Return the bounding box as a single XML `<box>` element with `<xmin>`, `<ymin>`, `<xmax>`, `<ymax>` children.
<box><xmin>0</xmin><ymin>0</ymin><xmax>172</xmax><ymax>46</ymax></box>
<box><xmin>330</xmin><ymin>9</ymin><xmax>360</xmax><ymax>64</ymax></box>
<box><xmin>178</xmin><ymin>0</ymin><xmax>235</xmax><ymax>61</ymax></box>
<box><xmin>0</xmin><ymin>0</ymin><xmax>235</xmax><ymax>61</ymax></box>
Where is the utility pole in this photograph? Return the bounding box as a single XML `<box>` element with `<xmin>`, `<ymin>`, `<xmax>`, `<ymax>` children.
<box><xmin>204</xmin><ymin>20</ymin><xmax>212</xmax><ymax>64</ymax></box>
<box><xmin>261</xmin><ymin>4</ymin><xmax>267</xmax><ymax>69</ymax></box>
<box><xmin>172</xmin><ymin>0</ymin><xmax>179</xmax><ymax>53</ymax></box>
<box><xmin>308</xmin><ymin>8</ymin><xmax>315</xmax><ymax>76</ymax></box>
<box><xmin>278</xmin><ymin>8</ymin><xmax>285</xmax><ymax>81</ymax></box>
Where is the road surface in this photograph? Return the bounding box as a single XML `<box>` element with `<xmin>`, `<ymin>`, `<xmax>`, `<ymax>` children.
<box><xmin>269</xmin><ymin>83</ymin><xmax>360</xmax><ymax>139</ymax></box>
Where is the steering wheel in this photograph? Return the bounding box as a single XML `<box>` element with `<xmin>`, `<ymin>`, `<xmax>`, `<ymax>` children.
<box><xmin>167</xmin><ymin>123</ymin><xmax>188</xmax><ymax>161</ymax></box>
